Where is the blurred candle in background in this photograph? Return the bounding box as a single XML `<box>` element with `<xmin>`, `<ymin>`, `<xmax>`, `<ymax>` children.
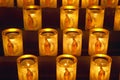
<box><xmin>85</xmin><ymin>6</ymin><xmax>105</xmax><ymax>30</ymax></box>
<box><xmin>17</xmin><ymin>54</ymin><xmax>38</xmax><ymax>80</ymax></box>
<box><xmin>2</xmin><ymin>28</ymin><xmax>23</xmax><ymax>56</ymax></box>
<box><xmin>38</xmin><ymin>28</ymin><xmax>58</xmax><ymax>56</ymax></box>
<box><xmin>62</xmin><ymin>0</ymin><xmax>79</xmax><ymax>6</ymax></box>
<box><xmin>90</xmin><ymin>54</ymin><xmax>112</xmax><ymax>80</ymax></box>
<box><xmin>17</xmin><ymin>0</ymin><xmax>34</xmax><ymax>7</ymax></box>
<box><xmin>40</xmin><ymin>0</ymin><xmax>57</xmax><ymax>8</ymax></box>
<box><xmin>88</xmin><ymin>28</ymin><xmax>109</xmax><ymax>56</ymax></box>
<box><xmin>114</xmin><ymin>6</ymin><xmax>120</xmax><ymax>31</ymax></box>
<box><xmin>60</xmin><ymin>6</ymin><xmax>79</xmax><ymax>30</ymax></box>
<box><xmin>23</xmin><ymin>5</ymin><xmax>42</xmax><ymax>30</ymax></box>
<box><xmin>63</xmin><ymin>28</ymin><xmax>82</xmax><ymax>56</ymax></box>
<box><xmin>56</xmin><ymin>54</ymin><xmax>77</xmax><ymax>80</ymax></box>
<box><xmin>0</xmin><ymin>0</ymin><xmax>14</xmax><ymax>7</ymax></box>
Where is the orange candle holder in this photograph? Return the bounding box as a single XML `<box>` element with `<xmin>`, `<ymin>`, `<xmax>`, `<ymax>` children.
<box><xmin>17</xmin><ymin>0</ymin><xmax>35</xmax><ymax>7</ymax></box>
<box><xmin>62</xmin><ymin>0</ymin><xmax>79</xmax><ymax>6</ymax></box>
<box><xmin>0</xmin><ymin>0</ymin><xmax>14</xmax><ymax>7</ymax></box>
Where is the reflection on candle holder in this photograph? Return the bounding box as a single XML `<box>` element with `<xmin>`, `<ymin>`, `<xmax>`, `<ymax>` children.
<box><xmin>63</xmin><ymin>28</ymin><xmax>82</xmax><ymax>56</ymax></box>
<box><xmin>101</xmin><ymin>0</ymin><xmax>118</xmax><ymax>8</ymax></box>
<box><xmin>2</xmin><ymin>28</ymin><xmax>23</xmax><ymax>56</ymax></box>
<box><xmin>17</xmin><ymin>54</ymin><xmax>38</xmax><ymax>80</ymax></box>
<box><xmin>81</xmin><ymin>0</ymin><xmax>99</xmax><ymax>8</ymax></box>
<box><xmin>90</xmin><ymin>54</ymin><xmax>112</xmax><ymax>80</ymax></box>
<box><xmin>0</xmin><ymin>0</ymin><xmax>14</xmax><ymax>7</ymax></box>
<box><xmin>62</xmin><ymin>0</ymin><xmax>79</xmax><ymax>6</ymax></box>
<box><xmin>85</xmin><ymin>6</ymin><xmax>104</xmax><ymax>30</ymax></box>
<box><xmin>17</xmin><ymin>0</ymin><xmax>34</xmax><ymax>7</ymax></box>
<box><xmin>40</xmin><ymin>0</ymin><xmax>57</xmax><ymax>8</ymax></box>
<box><xmin>38</xmin><ymin>28</ymin><xmax>58</xmax><ymax>56</ymax></box>
<box><xmin>56</xmin><ymin>54</ymin><xmax>77</xmax><ymax>80</ymax></box>
<box><xmin>114</xmin><ymin>6</ymin><xmax>120</xmax><ymax>31</ymax></box>
<box><xmin>60</xmin><ymin>6</ymin><xmax>79</xmax><ymax>30</ymax></box>
<box><xmin>23</xmin><ymin>5</ymin><xmax>42</xmax><ymax>30</ymax></box>
<box><xmin>88</xmin><ymin>28</ymin><xmax>109</xmax><ymax>56</ymax></box>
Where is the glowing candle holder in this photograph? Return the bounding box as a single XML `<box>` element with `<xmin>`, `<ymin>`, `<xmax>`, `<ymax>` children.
<box><xmin>88</xmin><ymin>28</ymin><xmax>109</xmax><ymax>56</ymax></box>
<box><xmin>85</xmin><ymin>6</ymin><xmax>104</xmax><ymax>30</ymax></box>
<box><xmin>63</xmin><ymin>28</ymin><xmax>82</xmax><ymax>56</ymax></box>
<box><xmin>17</xmin><ymin>0</ymin><xmax>35</xmax><ymax>7</ymax></box>
<box><xmin>2</xmin><ymin>28</ymin><xmax>23</xmax><ymax>56</ymax></box>
<box><xmin>17</xmin><ymin>54</ymin><xmax>38</xmax><ymax>80</ymax></box>
<box><xmin>114</xmin><ymin>6</ymin><xmax>120</xmax><ymax>31</ymax></box>
<box><xmin>62</xmin><ymin>0</ymin><xmax>79</xmax><ymax>6</ymax></box>
<box><xmin>81</xmin><ymin>0</ymin><xmax>99</xmax><ymax>8</ymax></box>
<box><xmin>38</xmin><ymin>28</ymin><xmax>58</xmax><ymax>56</ymax></box>
<box><xmin>0</xmin><ymin>0</ymin><xmax>14</xmax><ymax>7</ymax></box>
<box><xmin>101</xmin><ymin>0</ymin><xmax>118</xmax><ymax>8</ymax></box>
<box><xmin>40</xmin><ymin>0</ymin><xmax>57</xmax><ymax>8</ymax></box>
<box><xmin>23</xmin><ymin>5</ymin><xmax>42</xmax><ymax>30</ymax></box>
<box><xmin>56</xmin><ymin>54</ymin><xmax>77</xmax><ymax>80</ymax></box>
<box><xmin>90</xmin><ymin>54</ymin><xmax>112</xmax><ymax>80</ymax></box>
<box><xmin>60</xmin><ymin>6</ymin><xmax>79</xmax><ymax>30</ymax></box>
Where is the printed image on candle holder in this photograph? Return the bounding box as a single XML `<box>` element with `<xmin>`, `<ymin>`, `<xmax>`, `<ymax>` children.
<box><xmin>114</xmin><ymin>6</ymin><xmax>120</xmax><ymax>31</ymax></box>
<box><xmin>17</xmin><ymin>54</ymin><xmax>38</xmax><ymax>80</ymax></box>
<box><xmin>81</xmin><ymin>0</ymin><xmax>99</xmax><ymax>8</ymax></box>
<box><xmin>88</xmin><ymin>28</ymin><xmax>109</xmax><ymax>56</ymax></box>
<box><xmin>85</xmin><ymin>6</ymin><xmax>104</xmax><ymax>30</ymax></box>
<box><xmin>60</xmin><ymin>6</ymin><xmax>79</xmax><ymax>30</ymax></box>
<box><xmin>38</xmin><ymin>28</ymin><xmax>58</xmax><ymax>56</ymax></box>
<box><xmin>101</xmin><ymin>0</ymin><xmax>118</xmax><ymax>8</ymax></box>
<box><xmin>40</xmin><ymin>0</ymin><xmax>57</xmax><ymax>8</ymax></box>
<box><xmin>23</xmin><ymin>5</ymin><xmax>42</xmax><ymax>30</ymax></box>
<box><xmin>0</xmin><ymin>0</ymin><xmax>14</xmax><ymax>7</ymax></box>
<box><xmin>90</xmin><ymin>54</ymin><xmax>112</xmax><ymax>80</ymax></box>
<box><xmin>62</xmin><ymin>0</ymin><xmax>79</xmax><ymax>6</ymax></box>
<box><xmin>17</xmin><ymin>0</ymin><xmax>34</xmax><ymax>7</ymax></box>
<box><xmin>2</xmin><ymin>28</ymin><xmax>23</xmax><ymax>56</ymax></box>
<box><xmin>63</xmin><ymin>28</ymin><xmax>82</xmax><ymax>56</ymax></box>
<box><xmin>56</xmin><ymin>54</ymin><xmax>77</xmax><ymax>80</ymax></box>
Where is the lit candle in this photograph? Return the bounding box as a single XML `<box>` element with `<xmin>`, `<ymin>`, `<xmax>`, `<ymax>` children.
<box><xmin>38</xmin><ymin>28</ymin><xmax>58</xmax><ymax>56</ymax></box>
<box><xmin>101</xmin><ymin>0</ymin><xmax>118</xmax><ymax>8</ymax></box>
<box><xmin>40</xmin><ymin>0</ymin><xmax>57</xmax><ymax>8</ymax></box>
<box><xmin>23</xmin><ymin>5</ymin><xmax>42</xmax><ymax>30</ymax></box>
<box><xmin>62</xmin><ymin>0</ymin><xmax>79</xmax><ymax>6</ymax></box>
<box><xmin>60</xmin><ymin>6</ymin><xmax>79</xmax><ymax>30</ymax></box>
<box><xmin>85</xmin><ymin>6</ymin><xmax>104</xmax><ymax>30</ymax></box>
<box><xmin>88</xmin><ymin>28</ymin><xmax>109</xmax><ymax>56</ymax></box>
<box><xmin>0</xmin><ymin>0</ymin><xmax>14</xmax><ymax>7</ymax></box>
<box><xmin>2</xmin><ymin>28</ymin><xmax>23</xmax><ymax>56</ymax></box>
<box><xmin>90</xmin><ymin>54</ymin><xmax>112</xmax><ymax>80</ymax></box>
<box><xmin>114</xmin><ymin>6</ymin><xmax>120</xmax><ymax>31</ymax></box>
<box><xmin>17</xmin><ymin>0</ymin><xmax>35</xmax><ymax>7</ymax></box>
<box><xmin>63</xmin><ymin>28</ymin><xmax>82</xmax><ymax>56</ymax></box>
<box><xmin>17</xmin><ymin>54</ymin><xmax>38</xmax><ymax>80</ymax></box>
<box><xmin>56</xmin><ymin>54</ymin><xmax>77</xmax><ymax>80</ymax></box>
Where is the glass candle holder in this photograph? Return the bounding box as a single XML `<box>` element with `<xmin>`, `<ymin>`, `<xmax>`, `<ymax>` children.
<box><xmin>38</xmin><ymin>28</ymin><xmax>58</xmax><ymax>56</ymax></box>
<box><xmin>17</xmin><ymin>0</ymin><xmax>35</xmax><ymax>7</ymax></box>
<box><xmin>60</xmin><ymin>6</ymin><xmax>79</xmax><ymax>30</ymax></box>
<box><xmin>62</xmin><ymin>0</ymin><xmax>79</xmax><ymax>6</ymax></box>
<box><xmin>101</xmin><ymin>0</ymin><xmax>118</xmax><ymax>8</ymax></box>
<box><xmin>90</xmin><ymin>54</ymin><xmax>112</xmax><ymax>80</ymax></box>
<box><xmin>0</xmin><ymin>0</ymin><xmax>14</xmax><ymax>7</ymax></box>
<box><xmin>56</xmin><ymin>54</ymin><xmax>77</xmax><ymax>80</ymax></box>
<box><xmin>81</xmin><ymin>0</ymin><xmax>99</xmax><ymax>8</ymax></box>
<box><xmin>114</xmin><ymin>6</ymin><xmax>120</xmax><ymax>31</ymax></box>
<box><xmin>17</xmin><ymin>54</ymin><xmax>38</xmax><ymax>80</ymax></box>
<box><xmin>40</xmin><ymin>0</ymin><xmax>57</xmax><ymax>8</ymax></box>
<box><xmin>85</xmin><ymin>6</ymin><xmax>105</xmax><ymax>30</ymax></box>
<box><xmin>63</xmin><ymin>28</ymin><xmax>82</xmax><ymax>56</ymax></box>
<box><xmin>23</xmin><ymin>5</ymin><xmax>42</xmax><ymax>30</ymax></box>
<box><xmin>2</xmin><ymin>28</ymin><xmax>23</xmax><ymax>56</ymax></box>
<box><xmin>88</xmin><ymin>28</ymin><xmax>109</xmax><ymax>56</ymax></box>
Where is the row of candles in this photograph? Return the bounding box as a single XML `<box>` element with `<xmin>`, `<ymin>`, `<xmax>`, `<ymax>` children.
<box><xmin>16</xmin><ymin>53</ymin><xmax>112</xmax><ymax>80</ymax></box>
<box><xmin>22</xmin><ymin>5</ymin><xmax>120</xmax><ymax>31</ymax></box>
<box><xmin>0</xmin><ymin>0</ymin><xmax>119</xmax><ymax>8</ymax></box>
<box><xmin>2</xmin><ymin>27</ymin><xmax>109</xmax><ymax>56</ymax></box>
